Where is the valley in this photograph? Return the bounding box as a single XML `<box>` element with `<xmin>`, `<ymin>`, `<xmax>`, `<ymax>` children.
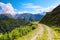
<box><xmin>0</xmin><ymin>1</ymin><xmax>60</xmax><ymax>40</ymax></box>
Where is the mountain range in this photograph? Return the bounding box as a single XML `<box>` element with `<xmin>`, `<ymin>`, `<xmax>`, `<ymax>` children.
<box><xmin>0</xmin><ymin>12</ymin><xmax>45</xmax><ymax>21</ymax></box>
<box><xmin>15</xmin><ymin>13</ymin><xmax>45</xmax><ymax>21</ymax></box>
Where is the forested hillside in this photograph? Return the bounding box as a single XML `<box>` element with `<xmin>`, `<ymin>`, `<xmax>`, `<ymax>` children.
<box><xmin>0</xmin><ymin>18</ymin><xmax>28</xmax><ymax>33</ymax></box>
<box><xmin>40</xmin><ymin>5</ymin><xmax>60</xmax><ymax>27</ymax></box>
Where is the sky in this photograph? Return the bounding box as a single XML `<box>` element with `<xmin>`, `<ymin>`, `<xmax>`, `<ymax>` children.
<box><xmin>0</xmin><ymin>0</ymin><xmax>60</xmax><ymax>15</ymax></box>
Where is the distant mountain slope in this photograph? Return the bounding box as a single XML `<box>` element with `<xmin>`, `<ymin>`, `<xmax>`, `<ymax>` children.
<box><xmin>0</xmin><ymin>14</ymin><xmax>14</xmax><ymax>19</ymax></box>
<box><xmin>0</xmin><ymin>14</ymin><xmax>9</xmax><ymax>19</ymax></box>
<box><xmin>15</xmin><ymin>13</ymin><xmax>45</xmax><ymax>21</ymax></box>
<box><xmin>40</xmin><ymin>5</ymin><xmax>60</xmax><ymax>26</ymax></box>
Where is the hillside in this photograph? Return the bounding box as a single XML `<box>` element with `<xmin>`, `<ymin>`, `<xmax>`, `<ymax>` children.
<box><xmin>40</xmin><ymin>5</ymin><xmax>60</xmax><ymax>27</ymax></box>
<box><xmin>0</xmin><ymin>15</ymin><xmax>29</xmax><ymax>33</ymax></box>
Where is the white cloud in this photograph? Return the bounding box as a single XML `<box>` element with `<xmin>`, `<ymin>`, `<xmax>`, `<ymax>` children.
<box><xmin>0</xmin><ymin>2</ymin><xmax>15</xmax><ymax>16</ymax></box>
<box><xmin>23</xmin><ymin>3</ymin><xmax>41</xmax><ymax>9</ymax></box>
<box><xmin>23</xmin><ymin>3</ymin><xmax>43</xmax><ymax>14</ymax></box>
<box><xmin>17</xmin><ymin>11</ymin><xmax>29</xmax><ymax>14</ymax></box>
<box><xmin>23</xmin><ymin>3</ymin><xmax>60</xmax><ymax>14</ymax></box>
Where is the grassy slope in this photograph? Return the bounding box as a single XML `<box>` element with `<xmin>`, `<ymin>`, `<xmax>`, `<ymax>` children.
<box><xmin>40</xmin><ymin>5</ymin><xmax>60</xmax><ymax>26</ymax></box>
<box><xmin>0</xmin><ymin>22</ymin><xmax>39</xmax><ymax>40</ymax></box>
<box><xmin>16</xmin><ymin>25</ymin><xmax>39</xmax><ymax>40</ymax></box>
